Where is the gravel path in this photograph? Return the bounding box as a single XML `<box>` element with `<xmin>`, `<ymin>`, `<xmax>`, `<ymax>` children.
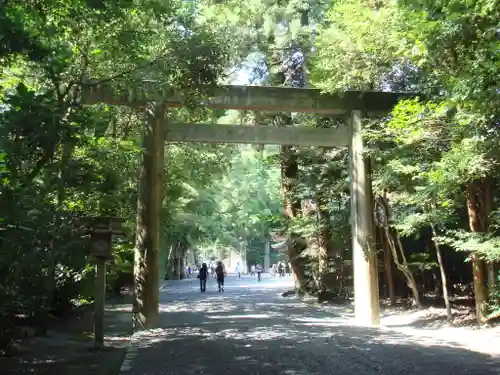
<box><xmin>122</xmin><ymin>274</ymin><xmax>500</xmax><ymax>375</ymax></box>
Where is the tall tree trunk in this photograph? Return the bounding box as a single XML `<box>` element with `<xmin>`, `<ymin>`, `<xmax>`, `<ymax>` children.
<box><xmin>178</xmin><ymin>239</ymin><xmax>188</xmax><ymax>280</ymax></box>
<box><xmin>315</xmin><ymin>196</ymin><xmax>330</xmax><ymax>293</ymax></box>
<box><xmin>269</xmin><ymin>7</ymin><xmax>310</xmax><ymax>292</ymax></box>
<box><xmin>165</xmin><ymin>244</ymin><xmax>175</xmax><ymax>279</ymax></box>
<box><xmin>177</xmin><ymin>244</ymin><xmax>181</xmax><ymax>279</ymax></box>
<box><xmin>287</xmin><ymin>235</ymin><xmax>309</xmax><ymax>293</ymax></box>
<box><xmin>380</xmin><ymin>226</ymin><xmax>396</xmax><ymax>306</ymax></box>
<box><xmin>168</xmin><ymin>241</ymin><xmax>184</xmax><ymax>280</ymax></box>
<box><xmin>179</xmin><ymin>256</ymin><xmax>185</xmax><ymax>280</ymax></box>
<box><xmin>487</xmin><ymin>263</ymin><xmax>496</xmax><ymax>299</ymax></box>
<box><xmin>466</xmin><ymin>179</ymin><xmax>488</xmax><ymax>324</ymax></box>
<box><xmin>430</xmin><ymin>224</ymin><xmax>452</xmax><ymax>321</ymax></box>
<box><xmin>281</xmin><ymin>142</ymin><xmax>307</xmax><ymax>291</ymax></box>
<box><xmin>481</xmin><ymin>177</ymin><xmax>497</xmax><ymax>302</ymax></box>
<box><xmin>281</xmin><ymin>144</ymin><xmax>301</xmax><ymax>219</ymax></box>
<box><xmin>133</xmin><ymin>102</ymin><xmax>165</xmax><ymax>331</ymax></box>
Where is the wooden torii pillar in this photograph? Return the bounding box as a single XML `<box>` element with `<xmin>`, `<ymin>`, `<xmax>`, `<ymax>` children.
<box><xmin>132</xmin><ymin>102</ymin><xmax>165</xmax><ymax>330</ymax></box>
<box><xmin>349</xmin><ymin>110</ymin><xmax>380</xmax><ymax>326</ymax></box>
<box><xmin>82</xmin><ymin>82</ymin><xmax>415</xmax><ymax>329</ymax></box>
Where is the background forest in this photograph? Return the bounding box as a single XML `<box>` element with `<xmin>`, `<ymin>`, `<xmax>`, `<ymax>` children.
<box><xmin>1</xmin><ymin>0</ymin><xmax>499</xmax><ymax>351</ymax></box>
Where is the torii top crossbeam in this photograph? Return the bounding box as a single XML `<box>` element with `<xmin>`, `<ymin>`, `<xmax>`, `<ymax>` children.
<box><xmin>81</xmin><ymin>81</ymin><xmax>416</xmax><ymax>115</ymax></box>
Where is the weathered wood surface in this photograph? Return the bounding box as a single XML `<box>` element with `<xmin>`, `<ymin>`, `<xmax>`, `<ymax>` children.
<box><xmin>133</xmin><ymin>102</ymin><xmax>164</xmax><ymax>331</ymax></box>
<box><xmin>81</xmin><ymin>81</ymin><xmax>417</xmax><ymax>114</ymax></box>
<box><xmin>349</xmin><ymin>110</ymin><xmax>380</xmax><ymax>326</ymax></box>
<box><xmin>165</xmin><ymin>123</ymin><xmax>350</xmax><ymax>147</ymax></box>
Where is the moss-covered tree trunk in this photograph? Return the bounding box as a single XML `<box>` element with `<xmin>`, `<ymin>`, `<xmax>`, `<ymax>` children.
<box><xmin>133</xmin><ymin>103</ymin><xmax>165</xmax><ymax>331</ymax></box>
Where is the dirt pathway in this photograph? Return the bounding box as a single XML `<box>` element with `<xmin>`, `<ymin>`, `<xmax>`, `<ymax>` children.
<box><xmin>2</xmin><ymin>295</ymin><xmax>133</xmax><ymax>375</ymax></box>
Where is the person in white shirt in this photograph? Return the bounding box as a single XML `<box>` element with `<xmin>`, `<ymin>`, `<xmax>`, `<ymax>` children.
<box><xmin>235</xmin><ymin>262</ymin><xmax>241</xmax><ymax>279</ymax></box>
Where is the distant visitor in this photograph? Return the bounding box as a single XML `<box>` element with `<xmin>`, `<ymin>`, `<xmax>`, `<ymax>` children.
<box><xmin>198</xmin><ymin>263</ymin><xmax>208</xmax><ymax>292</ymax></box>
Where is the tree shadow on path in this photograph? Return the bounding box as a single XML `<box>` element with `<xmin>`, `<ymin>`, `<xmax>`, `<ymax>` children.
<box><xmin>130</xmin><ymin>278</ymin><xmax>500</xmax><ymax>375</ymax></box>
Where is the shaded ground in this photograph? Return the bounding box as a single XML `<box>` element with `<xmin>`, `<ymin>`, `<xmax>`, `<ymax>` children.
<box><xmin>1</xmin><ymin>295</ymin><xmax>133</xmax><ymax>375</ymax></box>
<box><xmin>124</xmin><ymin>274</ymin><xmax>500</xmax><ymax>375</ymax></box>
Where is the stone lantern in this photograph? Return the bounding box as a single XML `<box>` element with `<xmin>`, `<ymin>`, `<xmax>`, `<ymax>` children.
<box><xmin>84</xmin><ymin>216</ymin><xmax>126</xmax><ymax>349</ymax></box>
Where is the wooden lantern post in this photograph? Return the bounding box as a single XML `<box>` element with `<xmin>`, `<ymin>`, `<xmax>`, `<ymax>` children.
<box><xmin>87</xmin><ymin>216</ymin><xmax>125</xmax><ymax>349</ymax></box>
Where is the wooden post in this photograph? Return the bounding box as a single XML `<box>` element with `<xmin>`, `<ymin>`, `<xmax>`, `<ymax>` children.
<box><xmin>94</xmin><ymin>258</ymin><xmax>106</xmax><ymax>349</ymax></box>
<box><xmin>133</xmin><ymin>102</ymin><xmax>165</xmax><ymax>331</ymax></box>
<box><xmin>348</xmin><ymin>110</ymin><xmax>380</xmax><ymax>326</ymax></box>
<box><xmin>264</xmin><ymin>236</ymin><xmax>270</xmax><ymax>272</ymax></box>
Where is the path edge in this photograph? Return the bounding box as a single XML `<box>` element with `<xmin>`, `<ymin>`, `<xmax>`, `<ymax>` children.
<box><xmin>118</xmin><ymin>331</ymin><xmax>140</xmax><ymax>374</ymax></box>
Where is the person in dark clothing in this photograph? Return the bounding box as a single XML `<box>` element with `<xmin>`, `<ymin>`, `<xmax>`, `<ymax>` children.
<box><xmin>278</xmin><ymin>262</ymin><xmax>285</xmax><ymax>277</ymax></box>
<box><xmin>198</xmin><ymin>263</ymin><xmax>208</xmax><ymax>292</ymax></box>
<box><xmin>215</xmin><ymin>261</ymin><xmax>226</xmax><ymax>292</ymax></box>
<box><xmin>255</xmin><ymin>263</ymin><xmax>263</xmax><ymax>282</ymax></box>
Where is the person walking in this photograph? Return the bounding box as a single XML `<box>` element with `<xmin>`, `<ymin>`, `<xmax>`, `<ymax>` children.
<box><xmin>278</xmin><ymin>262</ymin><xmax>284</xmax><ymax>277</ymax></box>
<box><xmin>256</xmin><ymin>263</ymin><xmax>263</xmax><ymax>282</ymax></box>
<box><xmin>271</xmin><ymin>263</ymin><xmax>277</xmax><ymax>277</ymax></box>
<box><xmin>215</xmin><ymin>261</ymin><xmax>226</xmax><ymax>292</ymax></box>
<box><xmin>198</xmin><ymin>263</ymin><xmax>208</xmax><ymax>292</ymax></box>
<box><xmin>235</xmin><ymin>262</ymin><xmax>241</xmax><ymax>280</ymax></box>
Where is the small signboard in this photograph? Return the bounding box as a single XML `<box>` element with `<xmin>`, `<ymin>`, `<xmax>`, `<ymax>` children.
<box><xmin>90</xmin><ymin>229</ymin><xmax>113</xmax><ymax>259</ymax></box>
<box><xmin>82</xmin><ymin>216</ymin><xmax>126</xmax><ymax>260</ymax></box>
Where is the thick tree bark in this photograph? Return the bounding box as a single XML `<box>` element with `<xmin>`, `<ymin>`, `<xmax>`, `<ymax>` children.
<box><xmin>466</xmin><ymin>179</ymin><xmax>488</xmax><ymax>324</ymax></box>
<box><xmin>133</xmin><ymin>102</ymin><xmax>165</xmax><ymax>331</ymax></box>
<box><xmin>287</xmin><ymin>235</ymin><xmax>310</xmax><ymax>293</ymax></box>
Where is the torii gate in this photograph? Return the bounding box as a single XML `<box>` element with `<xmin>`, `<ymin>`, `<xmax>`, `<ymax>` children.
<box><xmin>82</xmin><ymin>82</ymin><xmax>415</xmax><ymax>329</ymax></box>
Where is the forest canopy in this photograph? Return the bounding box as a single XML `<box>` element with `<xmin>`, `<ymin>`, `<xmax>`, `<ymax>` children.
<box><xmin>1</xmin><ymin>0</ymin><xmax>499</xmax><ymax>351</ymax></box>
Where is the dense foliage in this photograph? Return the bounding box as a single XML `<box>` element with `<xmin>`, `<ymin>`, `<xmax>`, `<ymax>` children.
<box><xmin>1</xmin><ymin>0</ymin><xmax>499</xmax><ymax>352</ymax></box>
